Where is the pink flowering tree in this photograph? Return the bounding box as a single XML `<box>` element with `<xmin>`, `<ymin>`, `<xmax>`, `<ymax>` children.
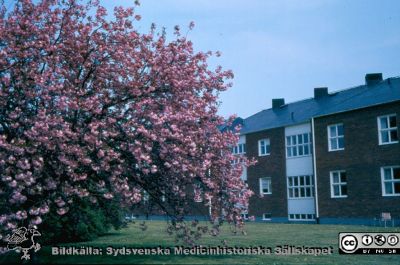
<box><xmin>0</xmin><ymin>0</ymin><xmax>253</xmax><ymax>243</ymax></box>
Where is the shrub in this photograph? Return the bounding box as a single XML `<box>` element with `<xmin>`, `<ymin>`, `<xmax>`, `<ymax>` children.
<box><xmin>39</xmin><ymin>197</ymin><xmax>125</xmax><ymax>244</ymax></box>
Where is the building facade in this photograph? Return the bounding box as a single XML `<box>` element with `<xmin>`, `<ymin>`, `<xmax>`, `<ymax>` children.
<box><xmin>314</xmin><ymin>101</ymin><xmax>400</xmax><ymax>224</ymax></box>
<box><xmin>234</xmin><ymin>73</ymin><xmax>400</xmax><ymax>225</ymax></box>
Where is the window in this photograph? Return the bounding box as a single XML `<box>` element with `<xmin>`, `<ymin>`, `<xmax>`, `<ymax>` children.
<box><xmin>232</xmin><ymin>143</ymin><xmax>246</xmax><ymax>155</ymax></box>
<box><xmin>258</xmin><ymin>139</ymin><xmax>270</xmax><ymax>156</ymax></box>
<box><xmin>259</xmin><ymin>177</ymin><xmax>272</xmax><ymax>195</ymax></box>
<box><xmin>231</xmin><ymin>157</ymin><xmax>242</xmax><ymax>165</ymax></box>
<box><xmin>287</xmin><ymin>175</ymin><xmax>314</xmax><ymax>198</ymax></box>
<box><xmin>241</xmin><ymin>211</ymin><xmax>249</xmax><ymax>220</ymax></box>
<box><xmin>381</xmin><ymin>166</ymin><xmax>400</xmax><ymax>196</ymax></box>
<box><xmin>330</xmin><ymin>171</ymin><xmax>347</xmax><ymax>198</ymax></box>
<box><xmin>328</xmin><ymin>124</ymin><xmax>344</xmax><ymax>151</ymax></box>
<box><xmin>262</xmin><ymin>213</ymin><xmax>272</xmax><ymax>220</ymax></box>
<box><xmin>289</xmin><ymin>214</ymin><xmax>315</xmax><ymax>220</ymax></box>
<box><xmin>378</xmin><ymin>114</ymin><xmax>398</xmax><ymax>145</ymax></box>
<box><xmin>286</xmin><ymin>133</ymin><xmax>312</xmax><ymax>158</ymax></box>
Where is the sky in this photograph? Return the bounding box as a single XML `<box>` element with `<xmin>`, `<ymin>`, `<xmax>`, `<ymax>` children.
<box><xmin>7</xmin><ymin>0</ymin><xmax>400</xmax><ymax>118</ymax></box>
<box><xmin>119</xmin><ymin>0</ymin><xmax>400</xmax><ymax>119</ymax></box>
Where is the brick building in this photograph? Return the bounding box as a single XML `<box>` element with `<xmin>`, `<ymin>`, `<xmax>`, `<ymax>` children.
<box><xmin>234</xmin><ymin>73</ymin><xmax>400</xmax><ymax>225</ymax></box>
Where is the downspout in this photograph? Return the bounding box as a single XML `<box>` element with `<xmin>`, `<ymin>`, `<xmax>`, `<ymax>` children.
<box><xmin>311</xmin><ymin>117</ymin><xmax>320</xmax><ymax>223</ymax></box>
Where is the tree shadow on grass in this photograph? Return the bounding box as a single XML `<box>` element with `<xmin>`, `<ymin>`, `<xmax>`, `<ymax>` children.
<box><xmin>99</xmin><ymin>232</ymin><xmax>121</xmax><ymax>237</ymax></box>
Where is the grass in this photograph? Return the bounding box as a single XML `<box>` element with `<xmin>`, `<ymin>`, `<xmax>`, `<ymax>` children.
<box><xmin>2</xmin><ymin>221</ymin><xmax>400</xmax><ymax>264</ymax></box>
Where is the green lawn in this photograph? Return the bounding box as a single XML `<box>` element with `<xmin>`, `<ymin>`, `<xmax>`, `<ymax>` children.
<box><xmin>2</xmin><ymin>221</ymin><xmax>400</xmax><ymax>264</ymax></box>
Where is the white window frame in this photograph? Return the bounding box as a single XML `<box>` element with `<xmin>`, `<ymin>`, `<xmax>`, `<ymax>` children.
<box><xmin>232</xmin><ymin>143</ymin><xmax>246</xmax><ymax>155</ymax></box>
<box><xmin>262</xmin><ymin>213</ymin><xmax>272</xmax><ymax>221</ymax></box>
<box><xmin>259</xmin><ymin>177</ymin><xmax>272</xmax><ymax>195</ymax></box>
<box><xmin>288</xmin><ymin>214</ymin><xmax>315</xmax><ymax>221</ymax></box>
<box><xmin>377</xmin><ymin>114</ymin><xmax>398</xmax><ymax>145</ymax></box>
<box><xmin>287</xmin><ymin>175</ymin><xmax>314</xmax><ymax>199</ymax></box>
<box><xmin>330</xmin><ymin>170</ymin><xmax>348</xmax><ymax>198</ymax></box>
<box><xmin>258</xmin><ymin>139</ymin><xmax>270</xmax><ymax>156</ymax></box>
<box><xmin>328</xmin><ymin>123</ymin><xmax>344</xmax><ymax>151</ymax></box>
<box><xmin>286</xmin><ymin>133</ymin><xmax>312</xmax><ymax>158</ymax></box>
<box><xmin>381</xmin><ymin>166</ymin><xmax>400</xmax><ymax>197</ymax></box>
<box><xmin>240</xmin><ymin>211</ymin><xmax>249</xmax><ymax>220</ymax></box>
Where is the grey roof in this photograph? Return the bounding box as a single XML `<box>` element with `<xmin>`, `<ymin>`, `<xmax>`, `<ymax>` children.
<box><xmin>240</xmin><ymin>76</ymin><xmax>400</xmax><ymax>134</ymax></box>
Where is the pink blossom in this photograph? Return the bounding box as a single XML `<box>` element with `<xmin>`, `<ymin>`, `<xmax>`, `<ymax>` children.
<box><xmin>56</xmin><ymin>200</ymin><xmax>65</xmax><ymax>207</ymax></box>
<box><xmin>103</xmin><ymin>193</ymin><xmax>114</xmax><ymax>199</ymax></box>
<box><xmin>0</xmin><ymin>0</ymin><xmax>251</xmax><ymax>239</ymax></box>
<box><xmin>39</xmin><ymin>205</ymin><xmax>50</xmax><ymax>214</ymax></box>
<box><xmin>29</xmin><ymin>207</ymin><xmax>40</xmax><ymax>216</ymax></box>
<box><xmin>150</xmin><ymin>165</ymin><xmax>158</xmax><ymax>174</ymax></box>
<box><xmin>97</xmin><ymin>149</ymin><xmax>105</xmax><ymax>158</ymax></box>
<box><xmin>9</xmin><ymin>180</ymin><xmax>17</xmax><ymax>188</ymax></box>
<box><xmin>57</xmin><ymin>207</ymin><xmax>69</xmax><ymax>216</ymax></box>
<box><xmin>31</xmin><ymin>216</ymin><xmax>42</xmax><ymax>225</ymax></box>
<box><xmin>0</xmin><ymin>215</ymin><xmax>6</xmax><ymax>224</ymax></box>
<box><xmin>16</xmin><ymin>210</ymin><xmax>28</xmax><ymax>220</ymax></box>
<box><xmin>7</xmin><ymin>222</ymin><xmax>16</xmax><ymax>229</ymax></box>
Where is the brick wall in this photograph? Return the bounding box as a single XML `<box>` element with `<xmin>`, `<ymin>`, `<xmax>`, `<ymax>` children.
<box><xmin>314</xmin><ymin>101</ymin><xmax>400</xmax><ymax>219</ymax></box>
<box><xmin>246</xmin><ymin>127</ymin><xmax>288</xmax><ymax>218</ymax></box>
